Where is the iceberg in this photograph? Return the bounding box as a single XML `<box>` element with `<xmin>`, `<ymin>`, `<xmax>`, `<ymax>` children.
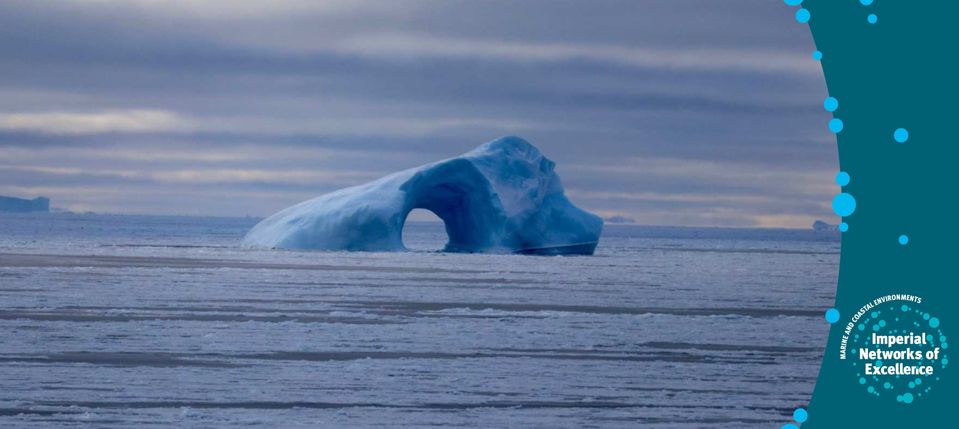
<box><xmin>812</xmin><ymin>220</ymin><xmax>839</xmax><ymax>232</ymax></box>
<box><xmin>0</xmin><ymin>195</ymin><xmax>50</xmax><ymax>213</ymax></box>
<box><xmin>243</xmin><ymin>136</ymin><xmax>603</xmax><ymax>254</ymax></box>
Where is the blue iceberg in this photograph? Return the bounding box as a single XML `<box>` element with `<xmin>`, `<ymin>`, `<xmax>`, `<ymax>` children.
<box><xmin>243</xmin><ymin>136</ymin><xmax>603</xmax><ymax>254</ymax></box>
<box><xmin>0</xmin><ymin>195</ymin><xmax>49</xmax><ymax>213</ymax></box>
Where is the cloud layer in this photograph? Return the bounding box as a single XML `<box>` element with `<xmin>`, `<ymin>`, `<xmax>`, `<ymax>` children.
<box><xmin>0</xmin><ymin>0</ymin><xmax>836</xmax><ymax>227</ymax></box>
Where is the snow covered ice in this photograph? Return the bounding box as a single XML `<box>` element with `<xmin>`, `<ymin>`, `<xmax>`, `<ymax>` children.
<box><xmin>243</xmin><ymin>136</ymin><xmax>603</xmax><ymax>254</ymax></box>
<box><xmin>0</xmin><ymin>214</ymin><xmax>839</xmax><ymax>428</ymax></box>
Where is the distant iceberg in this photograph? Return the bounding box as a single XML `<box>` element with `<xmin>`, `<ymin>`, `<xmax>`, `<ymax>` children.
<box><xmin>243</xmin><ymin>136</ymin><xmax>603</xmax><ymax>254</ymax></box>
<box><xmin>605</xmin><ymin>215</ymin><xmax>636</xmax><ymax>224</ymax></box>
<box><xmin>0</xmin><ymin>195</ymin><xmax>49</xmax><ymax>213</ymax></box>
<box><xmin>812</xmin><ymin>220</ymin><xmax>838</xmax><ymax>232</ymax></box>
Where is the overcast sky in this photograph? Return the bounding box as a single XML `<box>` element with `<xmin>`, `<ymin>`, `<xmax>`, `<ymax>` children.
<box><xmin>0</xmin><ymin>0</ymin><xmax>837</xmax><ymax>227</ymax></box>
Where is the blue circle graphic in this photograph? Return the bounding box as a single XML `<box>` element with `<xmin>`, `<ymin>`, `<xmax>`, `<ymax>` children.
<box><xmin>825</xmin><ymin>308</ymin><xmax>840</xmax><ymax>324</ymax></box>
<box><xmin>860</xmin><ymin>0</ymin><xmax>874</xmax><ymax>5</ymax></box>
<box><xmin>868</xmin><ymin>14</ymin><xmax>878</xmax><ymax>24</ymax></box>
<box><xmin>832</xmin><ymin>193</ymin><xmax>857</xmax><ymax>217</ymax></box>
<box><xmin>793</xmin><ymin>408</ymin><xmax>808</xmax><ymax>423</ymax></box>
<box><xmin>835</xmin><ymin>171</ymin><xmax>850</xmax><ymax>186</ymax></box>
<box><xmin>796</xmin><ymin>8</ymin><xmax>811</xmax><ymax>23</ymax></box>
<box><xmin>899</xmin><ymin>235</ymin><xmax>909</xmax><ymax>245</ymax></box>
<box><xmin>930</xmin><ymin>317</ymin><xmax>940</xmax><ymax>328</ymax></box>
<box><xmin>824</xmin><ymin>97</ymin><xmax>839</xmax><ymax>112</ymax></box>
<box><xmin>829</xmin><ymin>118</ymin><xmax>844</xmax><ymax>133</ymax></box>
<box><xmin>813</xmin><ymin>50</ymin><xmax>823</xmax><ymax>60</ymax></box>
<box><xmin>784</xmin><ymin>0</ymin><xmax>803</xmax><ymax>6</ymax></box>
<box><xmin>894</xmin><ymin>128</ymin><xmax>909</xmax><ymax>143</ymax></box>
<box><xmin>839</xmin><ymin>222</ymin><xmax>849</xmax><ymax>232</ymax></box>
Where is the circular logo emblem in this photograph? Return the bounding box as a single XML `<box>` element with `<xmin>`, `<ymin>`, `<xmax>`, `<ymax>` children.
<box><xmin>843</xmin><ymin>297</ymin><xmax>948</xmax><ymax>403</ymax></box>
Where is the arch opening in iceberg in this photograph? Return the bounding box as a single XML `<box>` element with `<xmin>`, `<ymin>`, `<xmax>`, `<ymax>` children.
<box><xmin>243</xmin><ymin>136</ymin><xmax>603</xmax><ymax>255</ymax></box>
<box><xmin>400</xmin><ymin>209</ymin><xmax>447</xmax><ymax>251</ymax></box>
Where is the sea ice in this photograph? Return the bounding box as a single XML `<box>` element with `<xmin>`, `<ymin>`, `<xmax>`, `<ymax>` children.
<box><xmin>243</xmin><ymin>136</ymin><xmax>603</xmax><ymax>254</ymax></box>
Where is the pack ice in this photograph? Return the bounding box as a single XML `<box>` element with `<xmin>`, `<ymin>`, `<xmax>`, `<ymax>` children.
<box><xmin>243</xmin><ymin>136</ymin><xmax>603</xmax><ymax>254</ymax></box>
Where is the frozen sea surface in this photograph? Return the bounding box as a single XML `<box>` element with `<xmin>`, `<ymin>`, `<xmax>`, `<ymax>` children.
<box><xmin>0</xmin><ymin>213</ymin><xmax>839</xmax><ymax>428</ymax></box>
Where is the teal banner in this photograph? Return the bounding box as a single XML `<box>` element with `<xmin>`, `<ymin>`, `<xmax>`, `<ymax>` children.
<box><xmin>784</xmin><ymin>1</ymin><xmax>956</xmax><ymax>427</ymax></box>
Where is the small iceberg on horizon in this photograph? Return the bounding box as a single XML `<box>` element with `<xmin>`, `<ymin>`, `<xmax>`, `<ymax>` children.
<box><xmin>0</xmin><ymin>195</ymin><xmax>50</xmax><ymax>213</ymax></box>
<box><xmin>812</xmin><ymin>220</ymin><xmax>839</xmax><ymax>232</ymax></box>
<box><xmin>243</xmin><ymin>136</ymin><xmax>603</xmax><ymax>255</ymax></box>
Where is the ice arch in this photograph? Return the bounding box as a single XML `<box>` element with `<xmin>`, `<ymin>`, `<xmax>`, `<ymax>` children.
<box><xmin>243</xmin><ymin>136</ymin><xmax>603</xmax><ymax>254</ymax></box>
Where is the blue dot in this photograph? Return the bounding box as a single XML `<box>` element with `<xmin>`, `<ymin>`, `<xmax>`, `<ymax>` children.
<box><xmin>868</xmin><ymin>386</ymin><xmax>875</xmax><ymax>393</ymax></box>
<box><xmin>894</xmin><ymin>128</ymin><xmax>909</xmax><ymax>143</ymax></box>
<box><xmin>781</xmin><ymin>425</ymin><xmax>799</xmax><ymax>429</ymax></box>
<box><xmin>879</xmin><ymin>320</ymin><xmax>886</xmax><ymax>327</ymax></box>
<box><xmin>915</xmin><ymin>378</ymin><xmax>922</xmax><ymax>385</ymax></box>
<box><xmin>824</xmin><ymin>97</ymin><xmax>839</xmax><ymax>112</ymax></box>
<box><xmin>901</xmin><ymin>305</ymin><xmax>909</xmax><ymax>311</ymax></box>
<box><xmin>902</xmin><ymin>392</ymin><xmax>914</xmax><ymax>403</ymax></box>
<box><xmin>909</xmin><ymin>382</ymin><xmax>915</xmax><ymax>388</ymax></box>
<box><xmin>829</xmin><ymin>118</ymin><xmax>844</xmax><ymax>133</ymax></box>
<box><xmin>832</xmin><ymin>193</ymin><xmax>856</xmax><ymax>217</ymax></box>
<box><xmin>923</xmin><ymin>313</ymin><xmax>930</xmax><ymax>320</ymax></box>
<box><xmin>860</xmin><ymin>0</ymin><xmax>874</xmax><ymax>5</ymax></box>
<box><xmin>943</xmin><ymin>342</ymin><xmax>949</xmax><ymax>349</ymax></box>
<box><xmin>899</xmin><ymin>235</ymin><xmax>909</xmax><ymax>245</ymax></box>
<box><xmin>859</xmin><ymin>377</ymin><xmax>866</xmax><ymax>384</ymax></box>
<box><xmin>883</xmin><ymin>382</ymin><xmax>891</xmax><ymax>389</ymax></box>
<box><xmin>868</xmin><ymin>14</ymin><xmax>878</xmax><ymax>24</ymax></box>
<box><xmin>796</xmin><ymin>8</ymin><xmax>811</xmax><ymax>23</ymax></box>
<box><xmin>873</xmin><ymin>324</ymin><xmax>880</xmax><ymax>331</ymax></box>
<box><xmin>793</xmin><ymin>408</ymin><xmax>808</xmax><ymax>423</ymax></box>
<box><xmin>785</xmin><ymin>0</ymin><xmax>803</xmax><ymax>6</ymax></box>
<box><xmin>813</xmin><ymin>50</ymin><xmax>823</xmax><ymax>60</ymax></box>
<box><xmin>835</xmin><ymin>171</ymin><xmax>850</xmax><ymax>186</ymax></box>
<box><xmin>858</xmin><ymin>323</ymin><xmax>865</xmax><ymax>331</ymax></box>
<box><xmin>929</xmin><ymin>317</ymin><xmax>940</xmax><ymax>328</ymax></box>
<box><xmin>825</xmin><ymin>308</ymin><xmax>840</xmax><ymax>324</ymax></box>
<box><xmin>876</xmin><ymin>360</ymin><xmax>883</xmax><ymax>367</ymax></box>
<box><xmin>839</xmin><ymin>222</ymin><xmax>849</xmax><ymax>232</ymax></box>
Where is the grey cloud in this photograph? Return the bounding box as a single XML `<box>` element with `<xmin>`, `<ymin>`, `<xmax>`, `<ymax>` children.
<box><xmin>0</xmin><ymin>0</ymin><xmax>836</xmax><ymax>227</ymax></box>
